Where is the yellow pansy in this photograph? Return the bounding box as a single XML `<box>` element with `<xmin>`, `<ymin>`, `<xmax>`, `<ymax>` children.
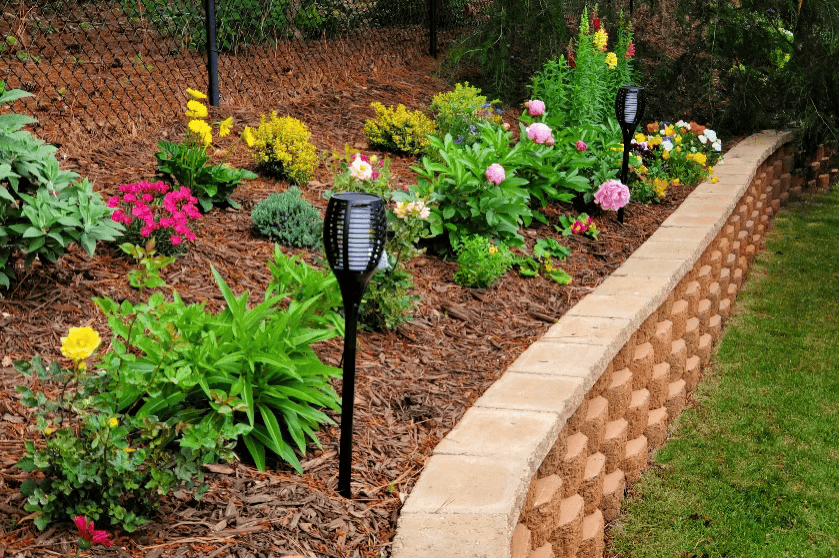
<box><xmin>675</xmin><ymin>135</ymin><xmax>683</xmax><ymax>145</ymax></box>
<box><xmin>185</xmin><ymin>100</ymin><xmax>208</xmax><ymax>119</ymax></box>
<box><xmin>219</xmin><ymin>117</ymin><xmax>234</xmax><ymax>138</ymax></box>
<box><xmin>109</xmin><ymin>418</ymin><xmax>119</xmax><ymax>428</ymax></box>
<box><xmin>662</xmin><ymin>150</ymin><xmax>671</xmax><ymax>161</ymax></box>
<box><xmin>488</xmin><ymin>245</ymin><xmax>498</xmax><ymax>255</ymax></box>
<box><xmin>61</xmin><ymin>327</ymin><xmax>102</xmax><ymax>362</ymax></box>
<box><xmin>664</xmin><ymin>125</ymin><xmax>675</xmax><ymax>136</ymax></box>
<box><xmin>186</xmin><ymin>88</ymin><xmax>208</xmax><ymax>101</ymax></box>
<box><xmin>635</xmin><ymin>133</ymin><xmax>647</xmax><ymax>144</ymax></box>
<box><xmin>648</xmin><ymin>136</ymin><xmax>663</xmax><ymax>147</ymax></box>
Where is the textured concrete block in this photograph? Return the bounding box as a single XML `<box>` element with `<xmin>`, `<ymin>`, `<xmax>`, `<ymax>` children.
<box><xmin>511</xmin><ymin>524</ymin><xmax>532</xmax><ymax>558</ymax></box>
<box><xmin>666</xmin><ymin>380</ymin><xmax>687</xmax><ymax>423</ymax></box>
<box><xmin>649</xmin><ymin>363</ymin><xmax>670</xmax><ymax>408</ymax></box>
<box><xmin>604</xmin><ymin>368</ymin><xmax>632</xmax><ymax>421</ymax></box>
<box><xmin>623</xmin><ymin>435</ymin><xmax>649</xmax><ymax>484</ymax></box>
<box><xmin>603</xmin><ymin>419</ymin><xmax>628</xmax><ymax>474</ymax></box>
<box><xmin>524</xmin><ymin>475</ymin><xmax>563</xmax><ymax>548</ymax></box>
<box><xmin>561</xmin><ymin>432</ymin><xmax>589</xmax><ymax>497</ymax></box>
<box><xmin>392</xmin><ymin>512</ymin><xmax>510</xmax><ymax>558</ymax></box>
<box><xmin>578</xmin><ymin>510</ymin><xmax>605</xmax><ymax>558</ymax></box>
<box><xmin>669</xmin><ymin>340</ymin><xmax>687</xmax><ymax>382</ymax></box>
<box><xmin>474</xmin><ymin>372</ymin><xmax>585</xmax><ymax>420</ymax></box>
<box><xmin>652</xmin><ymin>320</ymin><xmax>673</xmax><ymax>364</ymax></box>
<box><xmin>601</xmin><ymin>470</ymin><xmax>626</xmax><ymax>521</ymax></box>
<box><xmin>550</xmin><ymin>495</ymin><xmax>584</xmax><ymax>558</ymax></box>
<box><xmin>684</xmin><ymin>355</ymin><xmax>702</xmax><ymax>392</ymax></box>
<box><xmin>626</xmin><ymin>389</ymin><xmax>650</xmax><ymax>440</ymax></box>
<box><xmin>581</xmin><ymin>396</ymin><xmax>608</xmax><ymax>455</ymax></box>
<box><xmin>630</xmin><ymin>342</ymin><xmax>655</xmax><ymax>390</ymax></box>
<box><xmin>645</xmin><ymin>407</ymin><xmax>669</xmax><ymax>449</ymax></box>
<box><xmin>581</xmin><ymin>452</ymin><xmax>606</xmax><ymax>515</ymax></box>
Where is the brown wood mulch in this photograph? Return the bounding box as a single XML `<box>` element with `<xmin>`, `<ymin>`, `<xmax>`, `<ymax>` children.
<box><xmin>0</xmin><ymin>39</ymin><xmax>742</xmax><ymax>558</ymax></box>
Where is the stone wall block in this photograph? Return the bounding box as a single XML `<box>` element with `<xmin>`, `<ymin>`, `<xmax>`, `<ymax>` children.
<box><xmin>581</xmin><ymin>396</ymin><xmax>608</xmax><ymax>455</ymax></box>
<box><xmin>561</xmin><ymin>432</ymin><xmax>589</xmax><ymax>497</ymax></box>
<box><xmin>666</xmin><ymin>379</ymin><xmax>687</xmax><ymax>424</ymax></box>
<box><xmin>630</xmin><ymin>342</ymin><xmax>655</xmax><ymax>390</ymax></box>
<box><xmin>645</xmin><ymin>407</ymin><xmax>669</xmax><ymax>449</ymax></box>
<box><xmin>581</xmin><ymin>452</ymin><xmax>606</xmax><ymax>515</ymax></box>
<box><xmin>550</xmin><ymin>495</ymin><xmax>584</xmax><ymax>558</ymax></box>
<box><xmin>578</xmin><ymin>510</ymin><xmax>605</xmax><ymax>558</ymax></box>
<box><xmin>601</xmin><ymin>470</ymin><xmax>626</xmax><ymax>521</ymax></box>
<box><xmin>524</xmin><ymin>475</ymin><xmax>564</xmax><ymax>549</ymax></box>
<box><xmin>604</xmin><ymin>368</ymin><xmax>632</xmax><ymax>422</ymax></box>
<box><xmin>622</xmin><ymin>435</ymin><xmax>649</xmax><ymax>484</ymax></box>
<box><xmin>626</xmin><ymin>389</ymin><xmax>650</xmax><ymax>440</ymax></box>
<box><xmin>602</xmin><ymin>419</ymin><xmax>628</xmax><ymax>474</ymax></box>
<box><xmin>652</xmin><ymin>320</ymin><xmax>673</xmax><ymax>364</ymax></box>
<box><xmin>668</xmin><ymin>340</ymin><xmax>686</xmax><ymax>383</ymax></box>
<box><xmin>684</xmin><ymin>355</ymin><xmax>702</xmax><ymax>392</ymax></box>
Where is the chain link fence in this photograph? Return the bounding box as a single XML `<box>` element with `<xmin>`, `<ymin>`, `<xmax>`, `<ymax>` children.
<box><xmin>0</xmin><ymin>0</ymin><xmax>485</xmax><ymax>143</ymax></box>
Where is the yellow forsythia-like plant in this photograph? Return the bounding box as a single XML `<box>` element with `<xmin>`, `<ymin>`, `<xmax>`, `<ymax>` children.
<box><xmin>364</xmin><ymin>102</ymin><xmax>435</xmax><ymax>156</ymax></box>
<box><xmin>245</xmin><ymin>112</ymin><xmax>318</xmax><ymax>185</ymax></box>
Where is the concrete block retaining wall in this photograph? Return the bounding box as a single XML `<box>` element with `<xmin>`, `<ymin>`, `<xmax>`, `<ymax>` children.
<box><xmin>391</xmin><ymin>131</ymin><xmax>836</xmax><ymax>558</ymax></box>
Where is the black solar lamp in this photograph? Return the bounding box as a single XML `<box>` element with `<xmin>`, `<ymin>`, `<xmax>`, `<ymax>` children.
<box><xmin>615</xmin><ymin>85</ymin><xmax>646</xmax><ymax>223</ymax></box>
<box><xmin>323</xmin><ymin>193</ymin><xmax>387</xmax><ymax>498</ymax></box>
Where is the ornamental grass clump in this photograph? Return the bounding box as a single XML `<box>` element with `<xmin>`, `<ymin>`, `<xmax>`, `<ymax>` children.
<box><xmin>244</xmin><ymin>112</ymin><xmax>319</xmax><ymax>185</ymax></box>
<box><xmin>251</xmin><ymin>187</ymin><xmax>322</xmax><ymax>248</ymax></box>
<box><xmin>364</xmin><ymin>102</ymin><xmax>435</xmax><ymax>155</ymax></box>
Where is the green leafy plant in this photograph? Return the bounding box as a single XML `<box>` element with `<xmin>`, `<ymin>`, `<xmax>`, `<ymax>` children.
<box><xmin>413</xmin><ymin>121</ymin><xmax>537</xmax><ymax>248</ymax></box>
<box><xmin>119</xmin><ymin>237</ymin><xmax>175</xmax><ymax>290</ymax></box>
<box><xmin>453</xmin><ymin>234</ymin><xmax>514</xmax><ymax>288</ymax></box>
<box><xmin>0</xmin><ymin>88</ymin><xmax>123</xmax><ymax>291</ymax></box>
<box><xmin>251</xmin><ymin>186</ymin><xmax>322</xmax><ymax>248</ymax></box>
<box><xmin>429</xmin><ymin>82</ymin><xmax>503</xmax><ymax>146</ymax></box>
<box><xmin>364</xmin><ymin>102</ymin><xmax>435</xmax><ymax>156</ymax></box>
<box><xmin>245</xmin><ymin>112</ymin><xmax>318</xmax><ymax>185</ymax></box>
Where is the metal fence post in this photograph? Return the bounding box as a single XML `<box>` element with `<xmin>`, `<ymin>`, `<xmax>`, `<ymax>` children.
<box><xmin>204</xmin><ymin>0</ymin><xmax>220</xmax><ymax>106</ymax></box>
<box><xmin>429</xmin><ymin>0</ymin><xmax>438</xmax><ymax>58</ymax></box>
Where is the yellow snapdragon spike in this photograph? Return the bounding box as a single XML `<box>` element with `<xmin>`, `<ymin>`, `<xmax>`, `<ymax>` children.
<box><xmin>185</xmin><ymin>100</ymin><xmax>208</xmax><ymax>119</ymax></box>
<box><xmin>219</xmin><ymin>117</ymin><xmax>234</xmax><ymax>138</ymax></box>
<box><xmin>186</xmin><ymin>88</ymin><xmax>208</xmax><ymax>100</ymax></box>
<box><xmin>606</xmin><ymin>52</ymin><xmax>617</xmax><ymax>70</ymax></box>
<box><xmin>242</xmin><ymin>127</ymin><xmax>255</xmax><ymax>147</ymax></box>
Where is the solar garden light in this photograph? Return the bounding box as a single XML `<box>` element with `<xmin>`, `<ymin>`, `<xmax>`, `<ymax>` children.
<box><xmin>323</xmin><ymin>193</ymin><xmax>387</xmax><ymax>498</ymax></box>
<box><xmin>615</xmin><ymin>85</ymin><xmax>646</xmax><ymax>223</ymax></box>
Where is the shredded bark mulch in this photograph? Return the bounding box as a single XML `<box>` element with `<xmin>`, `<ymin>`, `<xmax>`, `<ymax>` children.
<box><xmin>0</xmin><ymin>42</ymin><xmax>740</xmax><ymax>558</ymax></box>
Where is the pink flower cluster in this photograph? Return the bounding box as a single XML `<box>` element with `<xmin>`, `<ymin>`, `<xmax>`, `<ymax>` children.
<box><xmin>594</xmin><ymin>180</ymin><xmax>630</xmax><ymax>211</ymax></box>
<box><xmin>571</xmin><ymin>217</ymin><xmax>593</xmax><ymax>235</ymax></box>
<box><xmin>74</xmin><ymin>516</ymin><xmax>114</xmax><ymax>548</ymax></box>
<box><xmin>526</xmin><ymin>123</ymin><xmax>555</xmax><ymax>146</ymax></box>
<box><xmin>485</xmin><ymin>163</ymin><xmax>506</xmax><ymax>185</ymax></box>
<box><xmin>354</xmin><ymin>154</ymin><xmax>385</xmax><ymax>181</ymax></box>
<box><xmin>109</xmin><ymin>181</ymin><xmax>201</xmax><ymax>246</ymax></box>
<box><xmin>524</xmin><ymin>99</ymin><xmax>546</xmax><ymax>117</ymax></box>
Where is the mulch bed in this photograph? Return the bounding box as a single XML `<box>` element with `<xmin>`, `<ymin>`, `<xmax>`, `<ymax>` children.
<box><xmin>0</xmin><ymin>40</ymin><xmax>741</xmax><ymax>558</ymax></box>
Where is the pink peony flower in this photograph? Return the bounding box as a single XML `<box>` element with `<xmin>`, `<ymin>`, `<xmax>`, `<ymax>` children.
<box><xmin>524</xmin><ymin>99</ymin><xmax>546</xmax><ymax>117</ymax></box>
<box><xmin>485</xmin><ymin>163</ymin><xmax>506</xmax><ymax>186</ymax></box>
<box><xmin>526</xmin><ymin>123</ymin><xmax>555</xmax><ymax>146</ymax></box>
<box><xmin>595</xmin><ymin>180</ymin><xmax>631</xmax><ymax>211</ymax></box>
<box><xmin>576</xmin><ymin>141</ymin><xmax>588</xmax><ymax>152</ymax></box>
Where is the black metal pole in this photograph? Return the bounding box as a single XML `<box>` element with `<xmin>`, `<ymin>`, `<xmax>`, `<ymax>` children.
<box><xmin>429</xmin><ymin>0</ymin><xmax>438</xmax><ymax>58</ymax></box>
<box><xmin>338</xmin><ymin>294</ymin><xmax>361</xmax><ymax>498</ymax></box>
<box><xmin>618</xmin><ymin>127</ymin><xmax>632</xmax><ymax>224</ymax></box>
<box><xmin>204</xmin><ymin>0</ymin><xmax>220</xmax><ymax>106</ymax></box>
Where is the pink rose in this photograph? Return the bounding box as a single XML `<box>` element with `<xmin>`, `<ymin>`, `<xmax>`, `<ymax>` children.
<box><xmin>524</xmin><ymin>99</ymin><xmax>546</xmax><ymax>117</ymax></box>
<box><xmin>526</xmin><ymin>123</ymin><xmax>554</xmax><ymax>145</ymax></box>
<box><xmin>576</xmin><ymin>140</ymin><xmax>588</xmax><ymax>152</ymax></box>
<box><xmin>485</xmin><ymin>163</ymin><xmax>506</xmax><ymax>186</ymax></box>
<box><xmin>594</xmin><ymin>180</ymin><xmax>631</xmax><ymax>211</ymax></box>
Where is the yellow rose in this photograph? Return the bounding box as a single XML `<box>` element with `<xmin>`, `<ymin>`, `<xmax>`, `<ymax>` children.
<box><xmin>219</xmin><ymin>117</ymin><xmax>234</xmax><ymax>138</ymax></box>
<box><xmin>60</xmin><ymin>327</ymin><xmax>101</xmax><ymax>362</ymax></box>
<box><xmin>185</xmin><ymin>100</ymin><xmax>208</xmax><ymax>119</ymax></box>
<box><xmin>186</xmin><ymin>88</ymin><xmax>208</xmax><ymax>101</ymax></box>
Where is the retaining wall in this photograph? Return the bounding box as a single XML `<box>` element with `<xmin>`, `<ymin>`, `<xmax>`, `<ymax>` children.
<box><xmin>391</xmin><ymin>130</ymin><xmax>837</xmax><ymax>558</ymax></box>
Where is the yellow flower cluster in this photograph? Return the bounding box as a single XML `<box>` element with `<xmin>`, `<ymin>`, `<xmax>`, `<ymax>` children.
<box><xmin>593</xmin><ymin>29</ymin><xmax>608</xmax><ymax>51</ymax></box>
<box><xmin>605</xmin><ymin>52</ymin><xmax>617</xmax><ymax>70</ymax></box>
<box><xmin>686</xmin><ymin>152</ymin><xmax>708</xmax><ymax>166</ymax></box>
<box><xmin>183</xmin><ymin>89</ymin><xmax>236</xmax><ymax>149</ymax></box>
<box><xmin>245</xmin><ymin>111</ymin><xmax>318</xmax><ymax>185</ymax></box>
<box><xmin>652</xmin><ymin>177</ymin><xmax>669</xmax><ymax>199</ymax></box>
<box><xmin>60</xmin><ymin>327</ymin><xmax>101</xmax><ymax>362</ymax></box>
<box><xmin>364</xmin><ymin>102</ymin><xmax>435</xmax><ymax>156</ymax></box>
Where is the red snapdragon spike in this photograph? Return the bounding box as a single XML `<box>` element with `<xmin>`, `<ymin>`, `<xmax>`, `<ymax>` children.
<box><xmin>569</xmin><ymin>51</ymin><xmax>576</xmax><ymax>68</ymax></box>
<box><xmin>592</xmin><ymin>16</ymin><xmax>601</xmax><ymax>31</ymax></box>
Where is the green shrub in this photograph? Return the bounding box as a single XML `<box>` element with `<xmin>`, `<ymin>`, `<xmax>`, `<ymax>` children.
<box><xmin>246</xmin><ymin>112</ymin><xmax>318</xmax><ymax>185</ymax></box>
<box><xmin>453</xmin><ymin>235</ymin><xmax>514</xmax><ymax>288</ymax></box>
<box><xmin>0</xmin><ymin>88</ymin><xmax>123</xmax><ymax>292</ymax></box>
<box><xmin>364</xmin><ymin>102</ymin><xmax>435</xmax><ymax>156</ymax></box>
<box><xmin>252</xmin><ymin>187</ymin><xmax>321</xmax><ymax>248</ymax></box>
<box><xmin>430</xmin><ymin>82</ymin><xmax>503</xmax><ymax>146</ymax></box>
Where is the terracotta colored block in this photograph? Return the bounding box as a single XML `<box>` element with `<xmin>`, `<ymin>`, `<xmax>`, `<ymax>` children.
<box><xmin>550</xmin><ymin>494</ymin><xmax>584</xmax><ymax>558</ymax></box>
<box><xmin>566</xmin><ymin>399</ymin><xmax>589</xmax><ymax>435</ymax></box>
<box><xmin>538</xmin><ymin>433</ymin><xmax>567</xmax><ymax>478</ymax></box>
<box><xmin>578</xmin><ymin>510</ymin><xmax>605</xmax><ymax>558</ymax></box>
<box><xmin>771</xmin><ymin>198</ymin><xmax>781</xmax><ymax>214</ymax></box>
<box><xmin>645</xmin><ymin>407</ymin><xmax>669</xmax><ymax>449</ymax></box>
<box><xmin>684</xmin><ymin>281</ymin><xmax>700</xmax><ymax>315</ymax></box>
<box><xmin>601</xmin><ymin>469</ymin><xmax>626</xmax><ymax>521</ymax></box>
<box><xmin>697</xmin><ymin>265</ymin><xmax>712</xmax><ymax>298</ymax></box>
<box><xmin>529</xmin><ymin>543</ymin><xmax>553</xmax><ymax>558</ymax></box>
<box><xmin>581</xmin><ymin>452</ymin><xmax>606</xmax><ymax>515</ymax></box>
<box><xmin>709</xmin><ymin>250</ymin><xmax>723</xmax><ymax>278</ymax></box>
<box><xmin>717</xmin><ymin>237</ymin><xmax>731</xmax><ymax>261</ymax></box>
<box><xmin>648</xmin><ymin>362</ymin><xmax>670</xmax><ymax>408</ymax></box>
<box><xmin>718</xmin><ymin>268</ymin><xmax>731</xmax><ymax>298</ymax></box>
<box><xmin>652</xmin><ymin>321</ymin><xmax>673</xmax><ymax>364</ymax></box>
<box><xmin>781</xmin><ymin>172</ymin><xmax>791</xmax><ymax>193</ymax></box>
<box><xmin>611</xmin><ymin>341</ymin><xmax>634</xmax><ymax>373</ymax></box>
<box><xmin>730</xmin><ymin>240</ymin><xmax>741</xmax><ymax>263</ymax></box>
<box><xmin>684</xmin><ymin>355</ymin><xmax>702</xmax><ymax>392</ymax></box>
<box><xmin>744</xmin><ymin>242</ymin><xmax>756</xmax><ymax>263</ymax></box>
<box><xmin>602</xmin><ymin>419</ymin><xmax>628</xmax><ymax>474</ymax></box>
<box><xmin>512</xmin><ymin>523</ymin><xmax>532</xmax><ymax>558</ymax></box>
<box><xmin>626</xmin><ymin>389</ymin><xmax>650</xmax><ymax>440</ymax></box>
<box><xmin>697</xmin><ymin>299</ymin><xmax>711</xmax><ymax>333</ymax></box>
<box><xmin>733</xmin><ymin>267</ymin><xmax>744</xmax><ymax>289</ymax></box>
<box><xmin>562</xmin><ymin>432</ymin><xmax>589</xmax><ymax>497</ymax></box>
<box><xmin>605</xmin><ymin>368</ymin><xmax>632</xmax><ymax>421</ymax></box>
<box><xmin>666</xmin><ymin>379</ymin><xmax>687</xmax><ymax>423</ymax></box>
<box><xmin>719</xmin><ymin>298</ymin><xmax>732</xmax><ymax>321</ymax></box>
<box><xmin>525</xmin><ymin>475</ymin><xmax>564</xmax><ymax>548</ymax></box>
<box><xmin>630</xmin><ymin>342</ymin><xmax>654</xmax><ymax>390</ymax></box>
<box><xmin>670</xmin><ymin>300</ymin><xmax>689</xmax><ymax>339</ymax></box>
<box><xmin>708</xmin><ymin>282</ymin><xmax>721</xmax><ymax>315</ymax></box>
<box><xmin>668</xmin><ymin>340</ymin><xmax>686</xmax><ymax>383</ymax></box>
<box><xmin>581</xmin><ymin>396</ymin><xmax>608</xmax><ymax>455</ymax></box>
<box><xmin>622</xmin><ymin>435</ymin><xmax>649</xmax><ymax>484</ymax></box>
<box><xmin>684</xmin><ymin>317</ymin><xmax>700</xmax><ymax>356</ymax></box>
<box><xmin>697</xmin><ymin>333</ymin><xmax>713</xmax><ymax>368</ymax></box>
<box><xmin>708</xmin><ymin>314</ymin><xmax>722</xmax><ymax>343</ymax></box>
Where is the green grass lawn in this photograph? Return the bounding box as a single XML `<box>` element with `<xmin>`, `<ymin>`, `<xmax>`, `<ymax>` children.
<box><xmin>609</xmin><ymin>185</ymin><xmax>839</xmax><ymax>558</ymax></box>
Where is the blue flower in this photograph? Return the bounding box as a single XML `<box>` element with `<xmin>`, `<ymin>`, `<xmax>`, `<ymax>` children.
<box><xmin>454</xmin><ymin>136</ymin><xmax>464</xmax><ymax>145</ymax></box>
<box><xmin>469</xmin><ymin>125</ymin><xmax>478</xmax><ymax>134</ymax></box>
<box><xmin>482</xmin><ymin>102</ymin><xmax>491</xmax><ymax>109</ymax></box>
<box><xmin>496</xmin><ymin>108</ymin><xmax>504</xmax><ymax>115</ymax></box>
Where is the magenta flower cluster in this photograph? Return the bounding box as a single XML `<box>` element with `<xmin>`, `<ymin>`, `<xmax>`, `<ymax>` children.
<box><xmin>571</xmin><ymin>217</ymin><xmax>592</xmax><ymax>235</ymax></box>
<box><xmin>74</xmin><ymin>516</ymin><xmax>114</xmax><ymax>549</ymax></box>
<box><xmin>108</xmin><ymin>181</ymin><xmax>201</xmax><ymax>246</ymax></box>
<box><xmin>594</xmin><ymin>179</ymin><xmax>631</xmax><ymax>211</ymax></box>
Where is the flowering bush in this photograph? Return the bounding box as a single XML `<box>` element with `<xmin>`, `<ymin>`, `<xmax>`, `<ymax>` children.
<box><xmin>109</xmin><ymin>181</ymin><xmax>201</xmax><ymax>255</ymax></box>
<box><xmin>244</xmin><ymin>112</ymin><xmax>318</xmax><ymax>185</ymax></box>
<box><xmin>328</xmin><ymin>147</ymin><xmax>393</xmax><ymax>200</ymax></box>
<box><xmin>364</xmin><ymin>102</ymin><xmax>435</xmax><ymax>155</ymax></box>
<box><xmin>430</xmin><ymin>82</ymin><xmax>502</xmax><ymax>146</ymax></box>
<box><xmin>155</xmin><ymin>89</ymin><xmax>257</xmax><ymax>212</ymax></box>
<box><xmin>524</xmin><ymin>99</ymin><xmax>546</xmax><ymax>117</ymax></box>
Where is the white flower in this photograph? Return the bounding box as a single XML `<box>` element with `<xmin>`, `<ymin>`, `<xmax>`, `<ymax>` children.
<box><xmin>713</xmin><ymin>140</ymin><xmax>722</xmax><ymax>151</ymax></box>
<box><xmin>699</xmin><ymin>135</ymin><xmax>708</xmax><ymax>144</ymax></box>
<box><xmin>662</xmin><ymin>140</ymin><xmax>674</xmax><ymax>151</ymax></box>
<box><xmin>676</xmin><ymin>120</ymin><xmax>690</xmax><ymax>128</ymax></box>
<box><xmin>704</xmin><ymin>128</ymin><xmax>718</xmax><ymax>142</ymax></box>
<box><xmin>377</xmin><ymin>249</ymin><xmax>390</xmax><ymax>270</ymax></box>
<box><xmin>350</xmin><ymin>155</ymin><xmax>372</xmax><ymax>181</ymax></box>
